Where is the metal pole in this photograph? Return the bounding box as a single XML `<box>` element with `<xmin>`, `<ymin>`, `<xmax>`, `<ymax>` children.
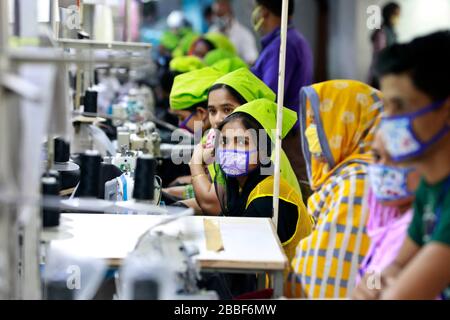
<box><xmin>272</xmin><ymin>0</ymin><xmax>289</xmax><ymax>229</ymax></box>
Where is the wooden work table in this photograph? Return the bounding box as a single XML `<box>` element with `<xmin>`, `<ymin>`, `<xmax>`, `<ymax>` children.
<box><xmin>43</xmin><ymin>213</ymin><xmax>288</xmax><ymax>297</ymax></box>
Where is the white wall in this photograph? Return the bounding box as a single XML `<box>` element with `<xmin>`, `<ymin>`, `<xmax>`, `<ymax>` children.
<box><xmin>330</xmin><ymin>0</ymin><xmax>450</xmax><ymax>81</ymax></box>
<box><xmin>328</xmin><ymin>0</ymin><xmax>358</xmax><ymax>80</ymax></box>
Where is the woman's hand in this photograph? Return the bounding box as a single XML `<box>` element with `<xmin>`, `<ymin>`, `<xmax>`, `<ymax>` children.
<box><xmin>190</xmin><ymin>143</ymin><xmax>205</xmax><ymax>166</ymax></box>
<box><xmin>191</xmin><ymin>143</ymin><xmax>215</xmax><ymax>166</ymax></box>
<box><xmin>352</xmin><ymin>264</ymin><xmax>402</xmax><ymax>300</ymax></box>
<box><xmin>352</xmin><ymin>272</ymin><xmax>383</xmax><ymax>300</ymax></box>
<box><xmin>168</xmin><ymin>175</ymin><xmax>192</xmax><ymax>187</ymax></box>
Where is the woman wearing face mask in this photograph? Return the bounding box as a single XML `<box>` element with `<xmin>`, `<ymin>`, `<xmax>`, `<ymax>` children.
<box><xmin>189</xmin><ymin>68</ymin><xmax>302</xmax><ymax>215</ymax></box>
<box><xmin>287</xmin><ymin>80</ymin><xmax>383</xmax><ymax>299</ymax></box>
<box><xmin>214</xmin><ymin>98</ymin><xmax>312</xmax><ymax>263</ymax></box>
<box><xmin>196</xmin><ymin>98</ymin><xmax>311</xmax><ymax>299</ymax></box>
<box><xmin>164</xmin><ymin>67</ymin><xmax>224</xmax><ymax>192</ymax></box>
<box><xmin>353</xmin><ymin>131</ymin><xmax>420</xmax><ymax>293</ymax></box>
<box><xmin>169</xmin><ymin>67</ymin><xmax>224</xmax><ymax>135</ymax></box>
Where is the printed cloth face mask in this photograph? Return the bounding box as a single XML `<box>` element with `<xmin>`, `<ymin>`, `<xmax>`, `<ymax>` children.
<box><xmin>217</xmin><ymin>148</ymin><xmax>257</xmax><ymax>177</ymax></box>
<box><xmin>368</xmin><ymin>163</ymin><xmax>414</xmax><ymax>201</ymax></box>
<box><xmin>379</xmin><ymin>99</ymin><xmax>449</xmax><ymax>162</ymax></box>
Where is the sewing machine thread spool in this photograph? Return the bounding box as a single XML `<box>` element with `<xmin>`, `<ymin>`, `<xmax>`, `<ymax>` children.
<box><xmin>84</xmin><ymin>90</ymin><xmax>98</xmax><ymax>115</ymax></box>
<box><xmin>41</xmin><ymin>176</ymin><xmax>60</xmax><ymax>228</ymax></box>
<box><xmin>117</xmin><ymin>131</ymin><xmax>131</xmax><ymax>150</ymax></box>
<box><xmin>78</xmin><ymin>150</ymin><xmax>102</xmax><ymax>198</ymax></box>
<box><xmin>133</xmin><ymin>155</ymin><xmax>156</xmax><ymax>201</ymax></box>
<box><xmin>54</xmin><ymin>138</ymin><xmax>70</xmax><ymax>163</ymax></box>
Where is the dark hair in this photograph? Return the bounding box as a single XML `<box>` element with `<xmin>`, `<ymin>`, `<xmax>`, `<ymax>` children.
<box><xmin>208</xmin><ymin>83</ymin><xmax>248</xmax><ymax>105</ymax></box>
<box><xmin>195</xmin><ymin>38</ymin><xmax>216</xmax><ymax>51</ymax></box>
<box><xmin>186</xmin><ymin>100</ymin><xmax>208</xmax><ymax>112</ymax></box>
<box><xmin>382</xmin><ymin>2</ymin><xmax>400</xmax><ymax>27</ymax></box>
<box><xmin>256</xmin><ymin>0</ymin><xmax>294</xmax><ymax>17</ymax></box>
<box><xmin>218</xmin><ymin>112</ymin><xmax>272</xmax><ymax>160</ymax></box>
<box><xmin>160</xmin><ymin>70</ymin><xmax>178</xmax><ymax>95</ymax></box>
<box><xmin>203</xmin><ymin>5</ymin><xmax>213</xmax><ymax>18</ymax></box>
<box><xmin>375</xmin><ymin>30</ymin><xmax>450</xmax><ymax>101</ymax></box>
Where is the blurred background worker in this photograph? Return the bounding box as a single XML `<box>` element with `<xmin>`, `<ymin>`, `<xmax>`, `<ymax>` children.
<box><xmin>209</xmin><ymin>0</ymin><xmax>259</xmax><ymax>65</ymax></box>
<box><xmin>368</xmin><ymin>2</ymin><xmax>401</xmax><ymax>88</ymax></box>
<box><xmin>250</xmin><ymin>0</ymin><xmax>314</xmax><ymax>200</ymax></box>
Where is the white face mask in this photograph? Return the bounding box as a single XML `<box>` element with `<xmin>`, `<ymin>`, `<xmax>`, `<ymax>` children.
<box><xmin>213</xmin><ymin>16</ymin><xmax>231</xmax><ymax>31</ymax></box>
<box><xmin>368</xmin><ymin>163</ymin><xmax>414</xmax><ymax>202</ymax></box>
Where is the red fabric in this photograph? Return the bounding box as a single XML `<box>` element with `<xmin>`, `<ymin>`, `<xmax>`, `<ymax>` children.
<box><xmin>234</xmin><ymin>289</ymin><xmax>274</xmax><ymax>300</ymax></box>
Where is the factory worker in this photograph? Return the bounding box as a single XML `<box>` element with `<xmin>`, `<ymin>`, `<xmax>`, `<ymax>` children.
<box><xmin>189</xmin><ymin>32</ymin><xmax>236</xmax><ymax>59</ymax></box>
<box><xmin>169</xmin><ymin>67</ymin><xmax>224</xmax><ymax>135</ymax></box>
<box><xmin>215</xmin><ymin>98</ymin><xmax>313</xmax><ymax>263</ymax></box>
<box><xmin>287</xmin><ymin>80</ymin><xmax>382</xmax><ymax>299</ymax></box>
<box><xmin>189</xmin><ymin>68</ymin><xmax>302</xmax><ymax>215</ymax></box>
<box><xmin>164</xmin><ymin>67</ymin><xmax>224</xmax><ymax>193</ymax></box>
<box><xmin>198</xmin><ymin>98</ymin><xmax>312</xmax><ymax>299</ymax></box>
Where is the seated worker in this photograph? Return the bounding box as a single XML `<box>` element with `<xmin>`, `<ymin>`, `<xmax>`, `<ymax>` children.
<box><xmin>353</xmin><ymin>31</ymin><xmax>450</xmax><ymax>300</ymax></box>
<box><xmin>164</xmin><ymin>67</ymin><xmax>224</xmax><ymax>192</ymax></box>
<box><xmin>214</xmin><ymin>98</ymin><xmax>312</xmax><ymax>263</ymax></box>
<box><xmin>189</xmin><ymin>68</ymin><xmax>302</xmax><ymax>215</ymax></box>
<box><xmin>287</xmin><ymin>80</ymin><xmax>383</xmax><ymax>299</ymax></box>
<box><xmin>189</xmin><ymin>37</ymin><xmax>216</xmax><ymax>59</ymax></box>
<box><xmin>189</xmin><ymin>32</ymin><xmax>236</xmax><ymax>59</ymax></box>
<box><xmin>355</xmin><ymin>130</ymin><xmax>420</xmax><ymax>286</ymax></box>
<box><xmin>198</xmin><ymin>98</ymin><xmax>311</xmax><ymax>299</ymax></box>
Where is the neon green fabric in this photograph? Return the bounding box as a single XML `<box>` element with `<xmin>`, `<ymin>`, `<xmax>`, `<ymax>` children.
<box><xmin>213</xmin><ymin>68</ymin><xmax>276</xmax><ymax>104</ymax></box>
<box><xmin>231</xmin><ymin>98</ymin><xmax>301</xmax><ymax>195</ymax></box>
<box><xmin>170</xmin><ymin>67</ymin><xmax>224</xmax><ymax>110</ymax></box>
<box><xmin>234</xmin><ymin>99</ymin><xmax>297</xmax><ymax>140</ymax></box>
<box><xmin>211</xmin><ymin>57</ymin><xmax>248</xmax><ymax>74</ymax></box>
<box><xmin>204</xmin><ymin>32</ymin><xmax>236</xmax><ymax>54</ymax></box>
<box><xmin>169</xmin><ymin>55</ymin><xmax>205</xmax><ymax>73</ymax></box>
<box><xmin>204</xmin><ymin>49</ymin><xmax>234</xmax><ymax>66</ymax></box>
<box><xmin>173</xmin><ymin>31</ymin><xmax>199</xmax><ymax>57</ymax></box>
<box><xmin>160</xmin><ymin>31</ymin><xmax>179</xmax><ymax>51</ymax></box>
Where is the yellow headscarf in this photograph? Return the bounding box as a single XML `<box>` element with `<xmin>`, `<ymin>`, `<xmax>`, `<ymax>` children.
<box><xmin>300</xmin><ymin>80</ymin><xmax>383</xmax><ymax>190</ymax></box>
<box><xmin>287</xmin><ymin>80</ymin><xmax>383</xmax><ymax>299</ymax></box>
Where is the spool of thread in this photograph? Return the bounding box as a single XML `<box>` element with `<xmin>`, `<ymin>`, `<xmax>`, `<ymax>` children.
<box><xmin>46</xmin><ymin>280</ymin><xmax>75</xmax><ymax>300</ymax></box>
<box><xmin>54</xmin><ymin>138</ymin><xmax>70</xmax><ymax>163</ymax></box>
<box><xmin>41</xmin><ymin>176</ymin><xmax>60</xmax><ymax>228</ymax></box>
<box><xmin>79</xmin><ymin>96</ymin><xmax>85</xmax><ymax>110</ymax></box>
<box><xmin>117</xmin><ymin>131</ymin><xmax>130</xmax><ymax>150</ymax></box>
<box><xmin>84</xmin><ymin>90</ymin><xmax>98</xmax><ymax>114</ymax></box>
<box><xmin>133</xmin><ymin>155</ymin><xmax>156</xmax><ymax>201</ymax></box>
<box><xmin>78</xmin><ymin>150</ymin><xmax>102</xmax><ymax>198</ymax></box>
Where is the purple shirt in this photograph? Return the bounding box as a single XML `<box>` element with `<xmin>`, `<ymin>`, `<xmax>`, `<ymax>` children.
<box><xmin>251</xmin><ymin>25</ymin><xmax>313</xmax><ymax>128</ymax></box>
